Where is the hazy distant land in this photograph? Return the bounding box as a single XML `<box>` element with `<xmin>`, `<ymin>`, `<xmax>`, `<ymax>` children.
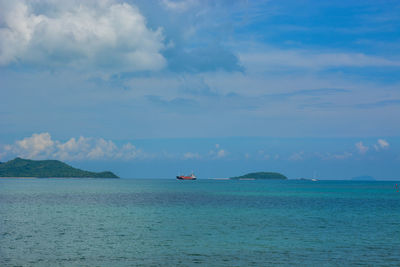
<box><xmin>0</xmin><ymin>160</ymin><xmax>379</xmax><ymax>181</ymax></box>
<box><xmin>0</xmin><ymin>158</ymin><xmax>119</xmax><ymax>178</ymax></box>
<box><xmin>231</xmin><ymin>172</ymin><xmax>288</xmax><ymax>180</ymax></box>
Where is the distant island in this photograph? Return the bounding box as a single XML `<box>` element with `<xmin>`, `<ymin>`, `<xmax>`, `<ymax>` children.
<box><xmin>231</xmin><ymin>172</ymin><xmax>287</xmax><ymax>180</ymax></box>
<box><xmin>0</xmin><ymin>158</ymin><xmax>119</xmax><ymax>178</ymax></box>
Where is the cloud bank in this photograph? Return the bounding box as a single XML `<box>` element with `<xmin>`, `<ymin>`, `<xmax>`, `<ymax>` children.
<box><xmin>356</xmin><ymin>139</ymin><xmax>390</xmax><ymax>154</ymax></box>
<box><xmin>0</xmin><ymin>0</ymin><xmax>166</xmax><ymax>71</ymax></box>
<box><xmin>240</xmin><ymin>50</ymin><xmax>400</xmax><ymax>72</ymax></box>
<box><xmin>2</xmin><ymin>132</ymin><xmax>144</xmax><ymax>161</ymax></box>
<box><xmin>0</xmin><ymin>133</ymin><xmax>235</xmax><ymax>161</ymax></box>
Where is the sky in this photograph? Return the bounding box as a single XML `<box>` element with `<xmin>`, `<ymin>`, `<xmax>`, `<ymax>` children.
<box><xmin>1</xmin><ymin>0</ymin><xmax>400</xmax><ymax>179</ymax></box>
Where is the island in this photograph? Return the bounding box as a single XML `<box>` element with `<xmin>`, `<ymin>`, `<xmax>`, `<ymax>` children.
<box><xmin>231</xmin><ymin>172</ymin><xmax>287</xmax><ymax>180</ymax></box>
<box><xmin>0</xmin><ymin>157</ymin><xmax>119</xmax><ymax>178</ymax></box>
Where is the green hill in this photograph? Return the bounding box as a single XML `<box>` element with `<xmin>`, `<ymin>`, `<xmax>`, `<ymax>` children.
<box><xmin>231</xmin><ymin>172</ymin><xmax>287</xmax><ymax>180</ymax></box>
<box><xmin>0</xmin><ymin>158</ymin><xmax>119</xmax><ymax>178</ymax></box>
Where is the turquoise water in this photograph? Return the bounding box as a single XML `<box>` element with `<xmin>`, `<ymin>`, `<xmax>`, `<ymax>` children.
<box><xmin>1</xmin><ymin>179</ymin><xmax>399</xmax><ymax>266</ymax></box>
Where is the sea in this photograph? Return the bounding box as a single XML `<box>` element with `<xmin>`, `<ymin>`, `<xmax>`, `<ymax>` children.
<box><xmin>1</xmin><ymin>178</ymin><xmax>399</xmax><ymax>266</ymax></box>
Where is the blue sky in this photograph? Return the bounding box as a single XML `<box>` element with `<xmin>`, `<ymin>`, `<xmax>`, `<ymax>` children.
<box><xmin>1</xmin><ymin>0</ymin><xmax>399</xmax><ymax>179</ymax></box>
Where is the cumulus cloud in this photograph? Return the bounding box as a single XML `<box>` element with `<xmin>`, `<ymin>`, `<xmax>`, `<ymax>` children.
<box><xmin>2</xmin><ymin>132</ymin><xmax>145</xmax><ymax>161</ymax></box>
<box><xmin>355</xmin><ymin>141</ymin><xmax>369</xmax><ymax>154</ymax></box>
<box><xmin>15</xmin><ymin>132</ymin><xmax>55</xmax><ymax>158</ymax></box>
<box><xmin>374</xmin><ymin>139</ymin><xmax>390</xmax><ymax>151</ymax></box>
<box><xmin>378</xmin><ymin>139</ymin><xmax>389</xmax><ymax>149</ymax></box>
<box><xmin>0</xmin><ymin>0</ymin><xmax>166</xmax><ymax>71</ymax></box>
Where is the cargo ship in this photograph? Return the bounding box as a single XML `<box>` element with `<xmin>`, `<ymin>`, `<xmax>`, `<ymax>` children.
<box><xmin>176</xmin><ymin>173</ymin><xmax>197</xmax><ymax>180</ymax></box>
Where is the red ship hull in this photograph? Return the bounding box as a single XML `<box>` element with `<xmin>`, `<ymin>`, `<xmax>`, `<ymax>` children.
<box><xmin>176</xmin><ymin>175</ymin><xmax>196</xmax><ymax>180</ymax></box>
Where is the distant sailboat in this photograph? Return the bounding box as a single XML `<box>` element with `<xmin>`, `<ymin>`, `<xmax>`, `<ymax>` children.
<box><xmin>312</xmin><ymin>170</ymin><xmax>318</xmax><ymax>181</ymax></box>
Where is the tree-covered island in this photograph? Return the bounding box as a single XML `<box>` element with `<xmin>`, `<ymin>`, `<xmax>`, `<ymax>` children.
<box><xmin>0</xmin><ymin>158</ymin><xmax>119</xmax><ymax>178</ymax></box>
<box><xmin>231</xmin><ymin>172</ymin><xmax>287</xmax><ymax>180</ymax></box>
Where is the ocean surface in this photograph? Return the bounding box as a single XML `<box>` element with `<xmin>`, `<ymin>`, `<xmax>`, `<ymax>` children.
<box><xmin>1</xmin><ymin>179</ymin><xmax>399</xmax><ymax>266</ymax></box>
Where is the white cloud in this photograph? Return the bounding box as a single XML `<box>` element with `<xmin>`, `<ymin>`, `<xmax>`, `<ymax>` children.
<box><xmin>376</xmin><ymin>139</ymin><xmax>389</xmax><ymax>150</ymax></box>
<box><xmin>15</xmin><ymin>132</ymin><xmax>54</xmax><ymax>158</ymax></box>
<box><xmin>161</xmin><ymin>0</ymin><xmax>197</xmax><ymax>12</ymax></box>
<box><xmin>53</xmin><ymin>136</ymin><xmax>90</xmax><ymax>160</ymax></box>
<box><xmin>239</xmin><ymin>49</ymin><xmax>400</xmax><ymax>72</ymax></box>
<box><xmin>289</xmin><ymin>151</ymin><xmax>304</xmax><ymax>161</ymax></box>
<box><xmin>317</xmin><ymin>152</ymin><xmax>353</xmax><ymax>160</ymax></box>
<box><xmin>2</xmin><ymin>132</ymin><xmax>145</xmax><ymax>161</ymax></box>
<box><xmin>183</xmin><ymin>152</ymin><xmax>201</xmax><ymax>159</ymax></box>
<box><xmin>87</xmin><ymin>138</ymin><xmax>117</xmax><ymax>159</ymax></box>
<box><xmin>216</xmin><ymin>149</ymin><xmax>227</xmax><ymax>158</ymax></box>
<box><xmin>209</xmin><ymin>144</ymin><xmax>228</xmax><ymax>159</ymax></box>
<box><xmin>333</xmin><ymin>152</ymin><xmax>353</xmax><ymax>159</ymax></box>
<box><xmin>355</xmin><ymin>141</ymin><xmax>369</xmax><ymax>154</ymax></box>
<box><xmin>0</xmin><ymin>0</ymin><xmax>166</xmax><ymax>71</ymax></box>
<box><xmin>116</xmin><ymin>143</ymin><xmax>141</xmax><ymax>160</ymax></box>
